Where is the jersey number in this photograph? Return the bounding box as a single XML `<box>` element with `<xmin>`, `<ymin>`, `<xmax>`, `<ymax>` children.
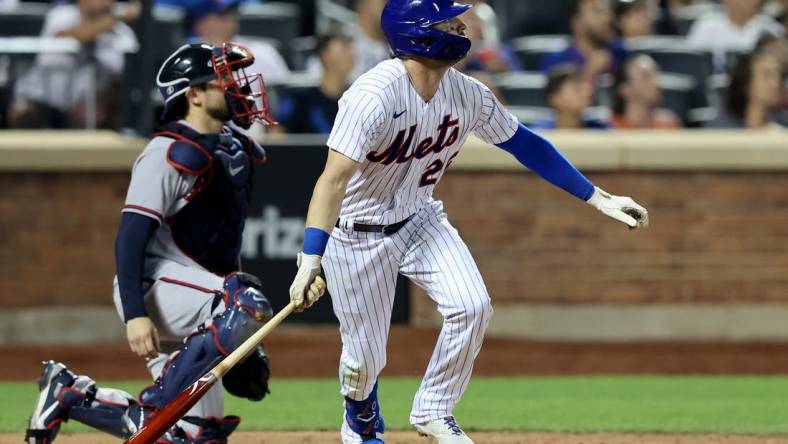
<box><xmin>419</xmin><ymin>153</ymin><xmax>459</xmax><ymax>187</ymax></box>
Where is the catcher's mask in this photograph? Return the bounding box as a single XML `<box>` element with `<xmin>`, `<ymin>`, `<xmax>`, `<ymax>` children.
<box><xmin>211</xmin><ymin>41</ymin><xmax>276</xmax><ymax>128</ymax></box>
<box><xmin>157</xmin><ymin>42</ymin><xmax>276</xmax><ymax>128</ymax></box>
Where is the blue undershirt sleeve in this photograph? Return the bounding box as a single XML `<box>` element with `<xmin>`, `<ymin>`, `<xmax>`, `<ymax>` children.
<box><xmin>495</xmin><ymin>122</ymin><xmax>595</xmax><ymax>201</ymax></box>
<box><xmin>115</xmin><ymin>212</ymin><xmax>158</xmax><ymax>323</ymax></box>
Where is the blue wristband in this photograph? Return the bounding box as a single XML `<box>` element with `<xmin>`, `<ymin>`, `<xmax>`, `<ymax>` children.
<box><xmin>303</xmin><ymin>227</ymin><xmax>330</xmax><ymax>256</ymax></box>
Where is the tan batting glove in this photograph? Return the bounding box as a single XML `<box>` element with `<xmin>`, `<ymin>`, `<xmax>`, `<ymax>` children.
<box><xmin>586</xmin><ymin>186</ymin><xmax>649</xmax><ymax>229</ymax></box>
<box><xmin>289</xmin><ymin>252</ymin><xmax>327</xmax><ymax>312</ymax></box>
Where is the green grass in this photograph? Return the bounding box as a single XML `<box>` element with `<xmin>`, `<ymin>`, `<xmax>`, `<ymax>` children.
<box><xmin>3</xmin><ymin>376</ymin><xmax>788</xmax><ymax>435</ymax></box>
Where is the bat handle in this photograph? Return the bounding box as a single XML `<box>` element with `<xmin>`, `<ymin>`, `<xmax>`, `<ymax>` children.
<box><xmin>211</xmin><ymin>301</ymin><xmax>295</xmax><ymax>378</ymax></box>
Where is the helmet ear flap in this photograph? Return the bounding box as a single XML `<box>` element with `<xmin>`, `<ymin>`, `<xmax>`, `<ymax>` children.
<box><xmin>410</xmin><ymin>37</ymin><xmax>434</xmax><ymax>48</ymax></box>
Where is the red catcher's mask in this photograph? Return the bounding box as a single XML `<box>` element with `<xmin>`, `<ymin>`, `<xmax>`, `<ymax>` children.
<box><xmin>211</xmin><ymin>42</ymin><xmax>276</xmax><ymax>128</ymax></box>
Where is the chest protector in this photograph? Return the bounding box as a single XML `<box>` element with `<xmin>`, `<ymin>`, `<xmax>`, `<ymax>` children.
<box><xmin>156</xmin><ymin>122</ymin><xmax>266</xmax><ymax>275</ymax></box>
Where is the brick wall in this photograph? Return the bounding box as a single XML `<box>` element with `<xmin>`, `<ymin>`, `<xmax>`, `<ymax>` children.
<box><xmin>410</xmin><ymin>171</ymin><xmax>788</xmax><ymax>325</ymax></box>
<box><xmin>0</xmin><ymin>173</ymin><xmax>128</xmax><ymax>307</ymax></box>
<box><xmin>2</xmin><ymin>171</ymin><xmax>788</xmax><ymax>310</ymax></box>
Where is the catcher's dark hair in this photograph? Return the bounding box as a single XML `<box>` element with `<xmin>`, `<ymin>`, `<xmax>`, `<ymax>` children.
<box><xmin>159</xmin><ymin>84</ymin><xmax>208</xmax><ymax>124</ymax></box>
<box><xmin>160</xmin><ymin>95</ymin><xmax>188</xmax><ymax>124</ymax></box>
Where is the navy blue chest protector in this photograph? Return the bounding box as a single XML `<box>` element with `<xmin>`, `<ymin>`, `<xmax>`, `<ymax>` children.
<box><xmin>156</xmin><ymin>122</ymin><xmax>263</xmax><ymax>275</ymax></box>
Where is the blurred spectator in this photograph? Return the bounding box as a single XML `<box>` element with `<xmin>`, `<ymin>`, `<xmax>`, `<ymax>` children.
<box><xmin>458</xmin><ymin>4</ymin><xmax>522</xmax><ymax>74</ymax></box>
<box><xmin>349</xmin><ymin>0</ymin><xmax>389</xmax><ymax>80</ymax></box>
<box><xmin>272</xmin><ymin>32</ymin><xmax>354</xmax><ymax>134</ymax></box>
<box><xmin>614</xmin><ymin>0</ymin><xmax>656</xmax><ymax>38</ymax></box>
<box><xmin>687</xmin><ymin>0</ymin><xmax>784</xmax><ymax>70</ymax></box>
<box><xmin>540</xmin><ymin>0</ymin><xmax>629</xmax><ymax>80</ymax></box>
<box><xmin>532</xmin><ymin>65</ymin><xmax>609</xmax><ymax>129</ymax></box>
<box><xmin>174</xmin><ymin>0</ymin><xmax>290</xmax><ymax>84</ymax></box>
<box><xmin>753</xmin><ymin>34</ymin><xmax>788</xmax><ymax>125</ymax></box>
<box><xmin>305</xmin><ymin>0</ymin><xmax>387</xmax><ymax>80</ymax></box>
<box><xmin>611</xmin><ymin>54</ymin><xmax>681</xmax><ymax>128</ymax></box>
<box><xmin>8</xmin><ymin>0</ymin><xmax>140</xmax><ymax>129</ymax></box>
<box><xmin>754</xmin><ymin>33</ymin><xmax>788</xmax><ymax>71</ymax></box>
<box><xmin>711</xmin><ymin>51</ymin><xmax>784</xmax><ymax>128</ymax></box>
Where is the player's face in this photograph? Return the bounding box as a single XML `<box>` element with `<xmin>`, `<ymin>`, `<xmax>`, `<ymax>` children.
<box><xmin>432</xmin><ymin>17</ymin><xmax>467</xmax><ymax>37</ymax></box>
<box><xmin>199</xmin><ymin>81</ymin><xmax>232</xmax><ymax>122</ymax></box>
<box><xmin>459</xmin><ymin>9</ymin><xmax>482</xmax><ymax>41</ymax></box>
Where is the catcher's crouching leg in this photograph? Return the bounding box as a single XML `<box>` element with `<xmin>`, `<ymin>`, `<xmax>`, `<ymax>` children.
<box><xmin>138</xmin><ymin>272</ymin><xmax>274</xmax><ymax>442</ymax></box>
<box><xmin>25</xmin><ymin>360</ymin><xmax>151</xmax><ymax>443</ymax></box>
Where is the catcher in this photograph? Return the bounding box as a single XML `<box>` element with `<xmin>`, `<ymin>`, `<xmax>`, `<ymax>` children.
<box><xmin>25</xmin><ymin>42</ymin><xmax>325</xmax><ymax>444</ymax></box>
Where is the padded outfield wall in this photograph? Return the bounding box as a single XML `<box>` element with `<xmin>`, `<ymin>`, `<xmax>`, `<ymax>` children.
<box><xmin>0</xmin><ymin>130</ymin><xmax>787</xmax><ymax>344</ymax></box>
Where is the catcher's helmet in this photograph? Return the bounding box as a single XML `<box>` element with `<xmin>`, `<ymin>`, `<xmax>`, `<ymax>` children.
<box><xmin>156</xmin><ymin>42</ymin><xmax>275</xmax><ymax>128</ymax></box>
<box><xmin>380</xmin><ymin>0</ymin><xmax>472</xmax><ymax>61</ymax></box>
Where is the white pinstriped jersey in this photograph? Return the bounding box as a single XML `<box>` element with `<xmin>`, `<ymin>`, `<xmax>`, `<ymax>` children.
<box><xmin>326</xmin><ymin>58</ymin><xmax>519</xmax><ymax>225</ymax></box>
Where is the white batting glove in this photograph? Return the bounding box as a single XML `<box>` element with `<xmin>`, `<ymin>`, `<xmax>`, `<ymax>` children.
<box><xmin>586</xmin><ymin>186</ymin><xmax>649</xmax><ymax>229</ymax></box>
<box><xmin>289</xmin><ymin>252</ymin><xmax>326</xmax><ymax>312</ymax></box>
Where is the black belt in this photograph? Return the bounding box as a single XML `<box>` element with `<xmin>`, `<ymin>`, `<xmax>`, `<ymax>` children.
<box><xmin>336</xmin><ymin>216</ymin><xmax>412</xmax><ymax>235</ymax></box>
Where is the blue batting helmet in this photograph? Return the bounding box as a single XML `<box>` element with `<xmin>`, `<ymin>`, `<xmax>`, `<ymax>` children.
<box><xmin>380</xmin><ymin>0</ymin><xmax>472</xmax><ymax>61</ymax></box>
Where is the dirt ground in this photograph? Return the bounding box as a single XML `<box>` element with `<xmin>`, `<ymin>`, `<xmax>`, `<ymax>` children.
<box><xmin>4</xmin><ymin>326</ymin><xmax>788</xmax><ymax>380</ymax></box>
<box><xmin>4</xmin><ymin>431</ymin><xmax>788</xmax><ymax>444</ymax></box>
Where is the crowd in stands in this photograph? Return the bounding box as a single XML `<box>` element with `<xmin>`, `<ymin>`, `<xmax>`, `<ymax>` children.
<box><xmin>0</xmin><ymin>0</ymin><xmax>785</xmax><ymax>133</ymax></box>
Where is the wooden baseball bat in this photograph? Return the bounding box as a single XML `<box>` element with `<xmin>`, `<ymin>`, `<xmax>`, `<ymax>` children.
<box><xmin>123</xmin><ymin>301</ymin><xmax>297</xmax><ymax>444</ymax></box>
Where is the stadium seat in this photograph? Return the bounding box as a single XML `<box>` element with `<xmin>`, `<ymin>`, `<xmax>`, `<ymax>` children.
<box><xmin>508</xmin><ymin>106</ymin><xmax>553</xmax><ymax>127</ymax></box>
<box><xmin>491</xmin><ymin>72</ymin><xmax>549</xmax><ymax>108</ymax></box>
<box><xmin>509</xmin><ymin>35</ymin><xmax>569</xmax><ymax>71</ymax></box>
<box><xmin>626</xmin><ymin>37</ymin><xmax>713</xmax><ymax>79</ymax></box>
<box><xmin>151</xmin><ymin>6</ymin><xmax>187</xmax><ymax>56</ymax></box>
<box><xmin>120</xmin><ymin>6</ymin><xmax>185</xmax><ymax>134</ymax></box>
<box><xmin>722</xmin><ymin>50</ymin><xmax>745</xmax><ymax>75</ymax></box>
<box><xmin>657</xmin><ymin>73</ymin><xmax>697</xmax><ymax>125</ymax></box>
<box><xmin>488</xmin><ymin>0</ymin><xmax>572</xmax><ymax>40</ymax></box>
<box><xmin>289</xmin><ymin>36</ymin><xmax>316</xmax><ymax>72</ymax></box>
<box><xmin>626</xmin><ymin>37</ymin><xmax>714</xmax><ymax>126</ymax></box>
<box><xmin>0</xmin><ymin>51</ymin><xmax>38</xmax><ymax>127</ymax></box>
<box><xmin>597</xmin><ymin>70</ymin><xmax>701</xmax><ymax>125</ymax></box>
<box><xmin>279</xmin><ymin>0</ymin><xmax>316</xmax><ymax>36</ymax></box>
<box><xmin>0</xmin><ymin>3</ymin><xmax>48</xmax><ymax>37</ymax></box>
<box><xmin>265</xmin><ymin>72</ymin><xmax>319</xmax><ymax>113</ymax></box>
<box><xmin>239</xmin><ymin>2</ymin><xmax>301</xmax><ymax>67</ymax></box>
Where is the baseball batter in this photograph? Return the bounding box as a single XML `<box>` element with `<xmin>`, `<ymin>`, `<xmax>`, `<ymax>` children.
<box><xmin>288</xmin><ymin>1</ymin><xmax>649</xmax><ymax>443</ymax></box>
<box><xmin>24</xmin><ymin>42</ymin><xmax>320</xmax><ymax>444</ymax></box>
